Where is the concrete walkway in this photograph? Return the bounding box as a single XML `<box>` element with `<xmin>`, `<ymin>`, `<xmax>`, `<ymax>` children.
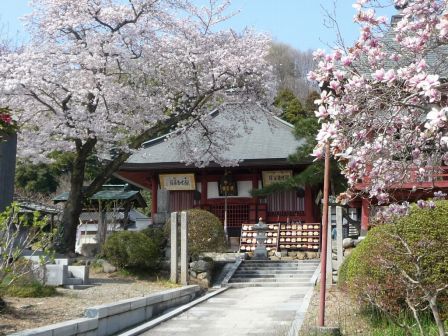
<box><xmin>139</xmin><ymin>286</ymin><xmax>314</xmax><ymax>336</ymax></box>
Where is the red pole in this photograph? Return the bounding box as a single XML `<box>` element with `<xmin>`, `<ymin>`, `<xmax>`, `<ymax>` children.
<box><xmin>318</xmin><ymin>141</ymin><xmax>331</xmax><ymax>327</ymax></box>
<box><xmin>151</xmin><ymin>175</ymin><xmax>158</xmax><ymax>219</ymax></box>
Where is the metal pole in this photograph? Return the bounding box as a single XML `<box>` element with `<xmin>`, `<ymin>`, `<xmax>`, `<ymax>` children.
<box><xmin>318</xmin><ymin>141</ymin><xmax>331</xmax><ymax>326</ymax></box>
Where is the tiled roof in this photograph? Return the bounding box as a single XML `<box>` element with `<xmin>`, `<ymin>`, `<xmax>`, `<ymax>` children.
<box><xmin>53</xmin><ymin>185</ymin><xmax>147</xmax><ymax>207</ymax></box>
<box><xmin>125</xmin><ymin>103</ymin><xmax>305</xmax><ymax>167</ymax></box>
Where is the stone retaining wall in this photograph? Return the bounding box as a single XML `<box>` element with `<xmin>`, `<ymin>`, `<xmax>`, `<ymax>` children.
<box><xmin>11</xmin><ymin>285</ymin><xmax>201</xmax><ymax>336</ymax></box>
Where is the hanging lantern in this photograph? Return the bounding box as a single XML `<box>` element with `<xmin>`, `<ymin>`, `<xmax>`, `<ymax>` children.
<box><xmin>219</xmin><ymin>171</ymin><xmax>237</xmax><ymax>196</ymax></box>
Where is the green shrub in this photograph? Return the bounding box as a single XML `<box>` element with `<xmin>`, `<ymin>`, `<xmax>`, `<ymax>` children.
<box><xmin>0</xmin><ymin>277</ymin><xmax>56</xmax><ymax>298</ymax></box>
<box><xmin>102</xmin><ymin>231</ymin><xmax>162</xmax><ymax>270</ymax></box>
<box><xmin>165</xmin><ymin>209</ymin><xmax>227</xmax><ymax>258</ymax></box>
<box><xmin>340</xmin><ymin>200</ymin><xmax>448</xmax><ymax>331</ymax></box>
<box><xmin>141</xmin><ymin>227</ymin><xmax>167</xmax><ymax>251</ymax></box>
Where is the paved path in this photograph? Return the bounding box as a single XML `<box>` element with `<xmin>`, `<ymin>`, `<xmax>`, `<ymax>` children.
<box><xmin>140</xmin><ymin>286</ymin><xmax>314</xmax><ymax>336</ymax></box>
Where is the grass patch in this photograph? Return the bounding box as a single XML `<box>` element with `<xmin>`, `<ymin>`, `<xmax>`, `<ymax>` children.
<box><xmin>362</xmin><ymin>307</ymin><xmax>447</xmax><ymax>336</ymax></box>
<box><xmin>115</xmin><ymin>268</ymin><xmax>179</xmax><ymax>287</ymax></box>
<box><xmin>0</xmin><ymin>281</ymin><xmax>56</xmax><ymax>298</ymax></box>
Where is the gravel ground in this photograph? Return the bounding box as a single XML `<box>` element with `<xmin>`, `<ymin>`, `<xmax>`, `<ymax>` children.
<box><xmin>299</xmin><ymin>285</ymin><xmax>371</xmax><ymax>336</ymax></box>
<box><xmin>0</xmin><ymin>272</ymin><xmax>178</xmax><ymax>335</ymax></box>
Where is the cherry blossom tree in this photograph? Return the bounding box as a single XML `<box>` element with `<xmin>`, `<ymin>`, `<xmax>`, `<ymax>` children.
<box><xmin>308</xmin><ymin>0</ymin><xmax>448</xmax><ymax>209</ymax></box>
<box><xmin>0</xmin><ymin>0</ymin><xmax>275</xmax><ymax>252</ymax></box>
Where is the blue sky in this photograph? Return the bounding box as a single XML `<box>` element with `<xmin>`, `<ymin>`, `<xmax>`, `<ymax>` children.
<box><xmin>0</xmin><ymin>0</ymin><xmax>397</xmax><ymax>51</ymax></box>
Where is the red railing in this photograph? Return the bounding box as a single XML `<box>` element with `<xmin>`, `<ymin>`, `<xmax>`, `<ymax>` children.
<box><xmin>208</xmin><ymin>204</ymin><xmax>250</xmax><ymax>228</ymax></box>
<box><xmin>355</xmin><ymin>166</ymin><xmax>448</xmax><ymax>190</ymax></box>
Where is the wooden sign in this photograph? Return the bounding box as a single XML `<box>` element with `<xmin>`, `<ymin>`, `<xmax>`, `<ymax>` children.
<box><xmin>159</xmin><ymin>173</ymin><xmax>196</xmax><ymax>190</ymax></box>
<box><xmin>262</xmin><ymin>170</ymin><xmax>292</xmax><ymax>186</ymax></box>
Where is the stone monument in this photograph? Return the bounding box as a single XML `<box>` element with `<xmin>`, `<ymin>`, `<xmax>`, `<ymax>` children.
<box><xmin>252</xmin><ymin>217</ymin><xmax>268</xmax><ymax>260</ymax></box>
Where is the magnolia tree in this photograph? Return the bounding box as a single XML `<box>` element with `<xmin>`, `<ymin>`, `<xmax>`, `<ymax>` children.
<box><xmin>0</xmin><ymin>0</ymin><xmax>275</xmax><ymax>252</ymax></box>
<box><xmin>0</xmin><ymin>107</ymin><xmax>16</xmax><ymax>141</ymax></box>
<box><xmin>308</xmin><ymin>0</ymin><xmax>448</xmax><ymax>211</ymax></box>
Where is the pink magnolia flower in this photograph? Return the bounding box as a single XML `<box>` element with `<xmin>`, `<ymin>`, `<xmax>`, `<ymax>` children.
<box><xmin>0</xmin><ymin>114</ymin><xmax>12</xmax><ymax>124</ymax></box>
<box><xmin>373</xmin><ymin>68</ymin><xmax>385</xmax><ymax>81</ymax></box>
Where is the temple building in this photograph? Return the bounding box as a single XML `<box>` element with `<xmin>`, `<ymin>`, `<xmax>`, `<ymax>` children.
<box><xmin>116</xmin><ymin>104</ymin><xmax>319</xmax><ymax>237</ymax></box>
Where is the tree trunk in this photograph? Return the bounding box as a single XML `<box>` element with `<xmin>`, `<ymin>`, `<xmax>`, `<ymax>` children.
<box><xmin>428</xmin><ymin>295</ymin><xmax>446</xmax><ymax>336</ymax></box>
<box><xmin>96</xmin><ymin>200</ymin><xmax>107</xmax><ymax>247</ymax></box>
<box><xmin>60</xmin><ymin>139</ymin><xmax>96</xmax><ymax>253</ymax></box>
<box><xmin>60</xmin><ymin>99</ymin><xmax>209</xmax><ymax>253</ymax></box>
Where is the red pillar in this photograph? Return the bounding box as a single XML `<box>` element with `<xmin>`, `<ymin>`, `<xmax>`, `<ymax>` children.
<box><xmin>250</xmin><ymin>174</ymin><xmax>259</xmax><ymax>222</ymax></box>
<box><xmin>200</xmin><ymin>175</ymin><xmax>208</xmax><ymax>208</ymax></box>
<box><xmin>151</xmin><ymin>175</ymin><xmax>158</xmax><ymax>218</ymax></box>
<box><xmin>361</xmin><ymin>198</ymin><xmax>369</xmax><ymax>235</ymax></box>
<box><xmin>304</xmin><ymin>185</ymin><xmax>314</xmax><ymax>223</ymax></box>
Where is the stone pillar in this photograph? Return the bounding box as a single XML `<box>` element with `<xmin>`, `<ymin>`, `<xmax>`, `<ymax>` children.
<box><xmin>0</xmin><ymin>134</ymin><xmax>17</xmax><ymax>212</ymax></box>
<box><xmin>180</xmin><ymin>211</ymin><xmax>188</xmax><ymax>285</ymax></box>
<box><xmin>335</xmin><ymin>206</ymin><xmax>344</xmax><ymax>269</ymax></box>
<box><xmin>361</xmin><ymin>198</ymin><xmax>369</xmax><ymax>236</ymax></box>
<box><xmin>170</xmin><ymin>212</ymin><xmax>178</xmax><ymax>283</ymax></box>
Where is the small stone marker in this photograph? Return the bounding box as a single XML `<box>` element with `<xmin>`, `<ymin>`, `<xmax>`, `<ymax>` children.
<box><xmin>336</xmin><ymin>206</ymin><xmax>344</xmax><ymax>269</ymax></box>
<box><xmin>180</xmin><ymin>211</ymin><xmax>188</xmax><ymax>285</ymax></box>
<box><xmin>170</xmin><ymin>212</ymin><xmax>178</xmax><ymax>283</ymax></box>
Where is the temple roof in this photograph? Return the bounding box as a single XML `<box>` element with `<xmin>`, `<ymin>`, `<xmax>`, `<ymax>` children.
<box><xmin>53</xmin><ymin>184</ymin><xmax>147</xmax><ymax>207</ymax></box>
<box><xmin>122</xmin><ymin>103</ymin><xmax>306</xmax><ymax>169</ymax></box>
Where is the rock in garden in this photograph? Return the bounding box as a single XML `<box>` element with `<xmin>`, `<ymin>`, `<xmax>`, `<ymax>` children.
<box><xmin>288</xmin><ymin>251</ymin><xmax>297</xmax><ymax>257</ymax></box>
<box><xmin>344</xmin><ymin>248</ymin><xmax>354</xmax><ymax>257</ymax></box>
<box><xmin>296</xmin><ymin>252</ymin><xmax>306</xmax><ymax>260</ymax></box>
<box><xmin>102</xmin><ymin>260</ymin><xmax>117</xmax><ymax>273</ymax></box>
<box><xmin>80</xmin><ymin>243</ymin><xmax>99</xmax><ymax>258</ymax></box>
<box><xmin>305</xmin><ymin>252</ymin><xmax>318</xmax><ymax>259</ymax></box>
<box><xmin>354</xmin><ymin>236</ymin><xmax>365</xmax><ymax>246</ymax></box>
<box><xmin>342</xmin><ymin>238</ymin><xmax>354</xmax><ymax>249</ymax></box>
<box><xmin>189</xmin><ymin>270</ymin><xmax>197</xmax><ymax>278</ymax></box>
<box><xmin>197</xmin><ymin>272</ymin><xmax>209</xmax><ymax>280</ymax></box>
<box><xmin>190</xmin><ymin>260</ymin><xmax>211</xmax><ymax>273</ymax></box>
<box><xmin>270</xmin><ymin>256</ymin><xmax>280</xmax><ymax>261</ymax></box>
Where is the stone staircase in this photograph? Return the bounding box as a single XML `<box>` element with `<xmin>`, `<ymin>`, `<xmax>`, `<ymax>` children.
<box><xmin>226</xmin><ymin>260</ymin><xmax>319</xmax><ymax>288</ymax></box>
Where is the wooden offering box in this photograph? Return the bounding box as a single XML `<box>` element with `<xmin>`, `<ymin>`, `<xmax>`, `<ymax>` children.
<box><xmin>278</xmin><ymin>222</ymin><xmax>321</xmax><ymax>251</ymax></box>
<box><xmin>239</xmin><ymin>223</ymin><xmax>280</xmax><ymax>252</ymax></box>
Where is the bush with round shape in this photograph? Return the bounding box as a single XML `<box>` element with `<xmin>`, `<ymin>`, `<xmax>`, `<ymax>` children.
<box><xmin>141</xmin><ymin>227</ymin><xmax>167</xmax><ymax>251</ymax></box>
<box><xmin>339</xmin><ymin>200</ymin><xmax>448</xmax><ymax>334</ymax></box>
<box><xmin>165</xmin><ymin>209</ymin><xmax>227</xmax><ymax>258</ymax></box>
<box><xmin>102</xmin><ymin>231</ymin><xmax>161</xmax><ymax>270</ymax></box>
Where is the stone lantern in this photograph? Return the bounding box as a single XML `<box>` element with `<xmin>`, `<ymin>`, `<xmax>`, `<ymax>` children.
<box><xmin>252</xmin><ymin>217</ymin><xmax>268</xmax><ymax>260</ymax></box>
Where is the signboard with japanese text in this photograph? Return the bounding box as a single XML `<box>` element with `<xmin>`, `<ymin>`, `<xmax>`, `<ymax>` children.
<box><xmin>262</xmin><ymin>170</ymin><xmax>293</xmax><ymax>187</ymax></box>
<box><xmin>159</xmin><ymin>173</ymin><xmax>196</xmax><ymax>191</ymax></box>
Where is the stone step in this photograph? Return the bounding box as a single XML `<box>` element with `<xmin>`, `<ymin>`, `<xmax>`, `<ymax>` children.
<box><xmin>63</xmin><ymin>284</ymin><xmax>94</xmax><ymax>290</ymax></box>
<box><xmin>226</xmin><ymin>282</ymin><xmax>314</xmax><ymax>288</ymax></box>
<box><xmin>242</xmin><ymin>260</ymin><xmax>300</xmax><ymax>263</ymax></box>
<box><xmin>231</xmin><ymin>274</ymin><xmax>312</xmax><ymax>279</ymax></box>
<box><xmin>237</xmin><ymin>266</ymin><xmax>316</xmax><ymax>271</ymax></box>
<box><xmin>243</xmin><ymin>259</ymin><xmax>319</xmax><ymax>264</ymax></box>
<box><xmin>65</xmin><ymin>277</ymin><xmax>84</xmax><ymax>285</ymax></box>
<box><xmin>229</xmin><ymin>277</ymin><xmax>311</xmax><ymax>283</ymax></box>
<box><xmin>234</xmin><ymin>270</ymin><xmax>315</xmax><ymax>275</ymax></box>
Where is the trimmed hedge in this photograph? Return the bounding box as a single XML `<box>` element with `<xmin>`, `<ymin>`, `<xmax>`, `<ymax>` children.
<box><xmin>102</xmin><ymin>231</ymin><xmax>162</xmax><ymax>270</ymax></box>
<box><xmin>166</xmin><ymin>209</ymin><xmax>227</xmax><ymax>258</ymax></box>
<box><xmin>340</xmin><ymin>200</ymin><xmax>448</xmax><ymax>322</ymax></box>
